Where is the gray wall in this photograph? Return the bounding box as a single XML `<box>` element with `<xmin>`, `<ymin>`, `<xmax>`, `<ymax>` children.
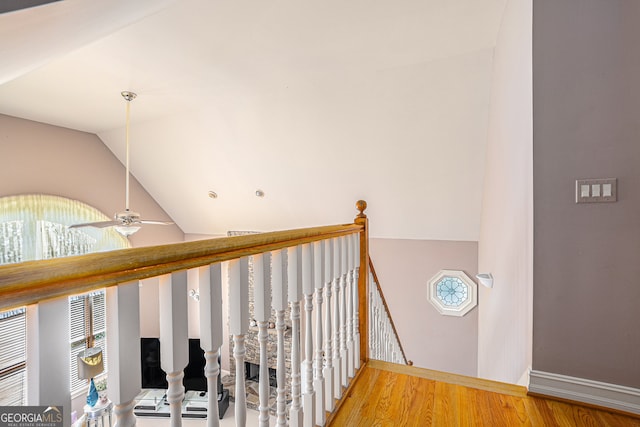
<box><xmin>533</xmin><ymin>0</ymin><xmax>640</xmax><ymax>388</ymax></box>
<box><xmin>370</xmin><ymin>238</ymin><xmax>478</xmax><ymax>377</ymax></box>
<box><xmin>0</xmin><ymin>114</ymin><xmax>185</xmax><ymax>414</ymax></box>
<box><xmin>0</xmin><ymin>113</ymin><xmax>184</xmax><ymax>247</ymax></box>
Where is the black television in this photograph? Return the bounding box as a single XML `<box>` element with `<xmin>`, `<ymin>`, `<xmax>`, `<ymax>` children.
<box><xmin>140</xmin><ymin>337</ymin><xmax>222</xmax><ymax>394</ymax></box>
<box><xmin>183</xmin><ymin>338</ymin><xmax>206</xmax><ymax>391</ymax></box>
<box><xmin>140</xmin><ymin>337</ymin><xmax>168</xmax><ymax>389</ymax></box>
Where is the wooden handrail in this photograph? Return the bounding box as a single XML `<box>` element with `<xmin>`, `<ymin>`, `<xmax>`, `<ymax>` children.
<box><xmin>369</xmin><ymin>258</ymin><xmax>409</xmax><ymax>365</ymax></box>
<box><xmin>0</xmin><ymin>223</ymin><xmax>362</xmax><ymax>311</ymax></box>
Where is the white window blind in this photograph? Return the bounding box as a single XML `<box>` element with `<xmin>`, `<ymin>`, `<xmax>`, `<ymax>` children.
<box><xmin>69</xmin><ymin>291</ymin><xmax>107</xmax><ymax>394</ymax></box>
<box><xmin>0</xmin><ymin>309</ymin><xmax>26</xmax><ymax>405</ymax></box>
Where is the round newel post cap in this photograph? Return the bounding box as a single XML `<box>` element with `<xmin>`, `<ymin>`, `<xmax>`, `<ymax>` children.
<box><xmin>356</xmin><ymin>200</ymin><xmax>367</xmax><ymax>218</ymax></box>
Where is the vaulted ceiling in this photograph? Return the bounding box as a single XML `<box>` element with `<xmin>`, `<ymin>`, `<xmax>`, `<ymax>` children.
<box><xmin>0</xmin><ymin>0</ymin><xmax>506</xmax><ymax>240</ymax></box>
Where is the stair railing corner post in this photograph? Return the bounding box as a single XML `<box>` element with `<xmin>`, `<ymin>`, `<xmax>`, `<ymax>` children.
<box><xmin>354</xmin><ymin>200</ymin><xmax>369</xmax><ymax>365</ymax></box>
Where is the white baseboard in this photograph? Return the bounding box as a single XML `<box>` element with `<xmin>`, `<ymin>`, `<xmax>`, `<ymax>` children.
<box><xmin>529</xmin><ymin>370</ymin><xmax>640</xmax><ymax>415</ymax></box>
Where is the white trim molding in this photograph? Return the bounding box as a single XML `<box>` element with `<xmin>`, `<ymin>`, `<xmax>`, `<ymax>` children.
<box><xmin>529</xmin><ymin>370</ymin><xmax>640</xmax><ymax>415</ymax></box>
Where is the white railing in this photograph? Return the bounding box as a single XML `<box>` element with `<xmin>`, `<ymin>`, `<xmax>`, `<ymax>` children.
<box><xmin>368</xmin><ymin>262</ymin><xmax>407</xmax><ymax>366</ymax></box>
<box><xmin>225</xmin><ymin>236</ymin><xmax>361</xmax><ymax>427</ymax></box>
<box><xmin>0</xmin><ymin>203</ymin><xmax>370</xmax><ymax>427</ymax></box>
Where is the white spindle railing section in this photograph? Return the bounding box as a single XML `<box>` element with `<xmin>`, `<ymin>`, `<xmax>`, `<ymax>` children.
<box><xmin>339</xmin><ymin>237</ymin><xmax>348</xmax><ymax>389</ymax></box>
<box><xmin>331</xmin><ymin>238</ymin><xmax>342</xmax><ymax>400</ymax></box>
<box><xmin>312</xmin><ymin>241</ymin><xmax>325</xmax><ymax>426</ymax></box>
<box><xmin>224</xmin><ymin>236</ymin><xmax>364</xmax><ymax>426</ymax></box>
<box><xmin>368</xmin><ymin>268</ymin><xmax>407</xmax><ymax>366</ymax></box>
<box><xmin>323</xmin><ymin>238</ymin><xmax>335</xmax><ymax>413</ymax></box>
<box><xmin>271</xmin><ymin>249</ymin><xmax>288</xmax><ymax>427</ymax></box>
<box><xmin>301</xmin><ymin>244</ymin><xmax>315</xmax><ymax>427</ymax></box>
<box><xmin>252</xmin><ymin>253</ymin><xmax>271</xmax><ymax>427</ymax></box>
<box><xmin>288</xmin><ymin>246</ymin><xmax>303</xmax><ymax>427</ymax></box>
<box><xmin>159</xmin><ymin>271</ymin><xmax>189</xmax><ymax>427</ymax></box>
<box><xmin>198</xmin><ymin>264</ymin><xmax>223</xmax><ymax>427</ymax></box>
<box><xmin>345</xmin><ymin>235</ymin><xmax>355</xmax><ymax>379</ymax></box>
<box><xmin>26</xmin><ymin>298</ymin><xmax>71</xmax><ymax>421</ymax></box>
<box><xmin>0</xmin><ymin>202</ymin><xmax>371</xmax><ymax>427</ymax></box>
<box><xmin>106</xmin><ymin>280</ymin><xmax>141</xmax><ymax>427</ymax></box>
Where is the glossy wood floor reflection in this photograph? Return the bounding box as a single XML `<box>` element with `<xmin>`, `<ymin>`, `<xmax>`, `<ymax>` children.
<box><xmin>328</xmin><ymin>361</ymin><xmax>640</xmax><ymax>427</ymax></box>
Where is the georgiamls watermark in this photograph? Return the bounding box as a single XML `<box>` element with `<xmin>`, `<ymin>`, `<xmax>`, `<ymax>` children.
<box><xmin>0</xmin><ymin>406</ymin><xmax>63</xmax><ymax>427</ymax></box>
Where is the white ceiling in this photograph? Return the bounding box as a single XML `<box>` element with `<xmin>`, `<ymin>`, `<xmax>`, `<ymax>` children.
<box><xmin>0</xmin><ymin>0</ymin><xmax>506</xmax><ymax>240</ymax></box>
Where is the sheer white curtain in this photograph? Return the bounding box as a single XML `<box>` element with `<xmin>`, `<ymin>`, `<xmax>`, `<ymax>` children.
<box><xmin>0</xmin><ymin>194</ymin><xmax>130</xmax><ymax>403</ymax></box>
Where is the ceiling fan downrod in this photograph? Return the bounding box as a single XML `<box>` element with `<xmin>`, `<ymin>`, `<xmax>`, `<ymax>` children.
<box><xmin>121</xmin><ymin>91</ymin><xmax>137</xmax><ymax>213</ymax></box>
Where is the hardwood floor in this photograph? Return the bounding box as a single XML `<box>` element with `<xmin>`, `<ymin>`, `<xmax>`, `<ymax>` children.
<box><xmin>328</xmin><ymin>361</ymin><xmax>640</xmax><ymax>426</ymax></box>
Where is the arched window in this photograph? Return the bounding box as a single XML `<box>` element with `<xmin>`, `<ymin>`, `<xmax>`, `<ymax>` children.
<box><xmin>0</xmin><ymin>194</ymin><xmax>130</xmax><ymax>403</ymax></box>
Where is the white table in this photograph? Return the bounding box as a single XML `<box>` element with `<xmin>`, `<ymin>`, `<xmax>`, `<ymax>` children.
<box><xmin>84</xmin><ymin>400</ymin><xmax>113</xmax><ymax>427</ymax></box>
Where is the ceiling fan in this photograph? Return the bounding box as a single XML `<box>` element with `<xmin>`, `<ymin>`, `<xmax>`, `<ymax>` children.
<box><xmin>70</xmin><ymin>91</ymin><xmax>174</xmax><ymax>237</ymax></box>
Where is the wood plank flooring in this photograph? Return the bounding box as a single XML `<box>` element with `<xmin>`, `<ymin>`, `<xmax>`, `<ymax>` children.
<box><xmin>328</xmin><ymin>361</ymin><xmax>640</xmax><ymax>426</ymax></box>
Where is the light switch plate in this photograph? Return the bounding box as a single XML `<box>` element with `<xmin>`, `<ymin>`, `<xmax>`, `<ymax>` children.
<box><xmin>576</xmin><ymin>178</ymin><xmax>617</xmax><ymax>203</ymax></box>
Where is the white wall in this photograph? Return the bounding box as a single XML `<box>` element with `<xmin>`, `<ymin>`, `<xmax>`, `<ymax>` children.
<box><xmin>96</xmin><ymin>48</ymin><xmax>495</xmax><ymax>241</ymax></box>
<box><xmin>477</xmin><ymin>0</ymin><xmax>533</xmax><ymax>385</ymax></box>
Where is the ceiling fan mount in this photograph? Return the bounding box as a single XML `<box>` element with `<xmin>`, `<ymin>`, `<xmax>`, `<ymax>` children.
<box><xmin>115</xmin><ymin>210</ymin><xmax>141</xmax><ymax>224</ymax></box>
<box><xmin>69</xmin><ymin>91</ymin><xmax>173</xmax><ymax>236</ymax></box>
<box><xmin>121</xmin><ymin>91</ymin><xmax>136</xmax><ymax>102</ymax></box>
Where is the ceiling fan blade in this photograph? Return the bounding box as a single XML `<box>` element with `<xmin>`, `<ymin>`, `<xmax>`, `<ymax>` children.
<box><xmin>69</xmin><ymin>220</ymin><xmax>122</xmax><ymax>229</ymax></box>
<box><xmin>139</xmin><ymin>220</ymin><xmax>174</xmax><ymax>226</ymax></box>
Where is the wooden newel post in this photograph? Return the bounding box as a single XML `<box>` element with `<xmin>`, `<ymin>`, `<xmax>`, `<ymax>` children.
<box><xmin>354</xmin><ymin>200</ymin><xmax>369</xmax><ymax>365</ymax></box>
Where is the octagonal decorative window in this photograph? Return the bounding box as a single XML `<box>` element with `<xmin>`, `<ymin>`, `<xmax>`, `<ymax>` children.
<box><xmin>427</xmin><ymin>270</ymin><xmax>477</xmax><ymax>316</ymax></box>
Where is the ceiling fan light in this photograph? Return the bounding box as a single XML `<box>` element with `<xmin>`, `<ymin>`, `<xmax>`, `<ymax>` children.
<box><xmin>114</xmin><ymin>225</ymin><xmax>141</xmax><ymax>237</ymax></box>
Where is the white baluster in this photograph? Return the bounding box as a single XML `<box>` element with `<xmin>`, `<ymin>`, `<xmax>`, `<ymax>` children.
<box><xmin>368</xmin><ymin>284</ymin><xmax>374</xmax><ymax>360</ymax></box>
<box><xmin>26</xmin><ymin>297</ymin><xmax>71</xmax><ymax>424</ymax></box>
<box><xmin>384</xmin><ymin>328</ymin><xmax>389</xmax><ymax>362</ymax></box>
<box><xmin>113</xmin><ymin>402</ymin><xmax>136</xmax><ymax>427</ymax></box>
<box><xmin>199</xmin><ymin>264</ymin><xmax>223</xmax><ymax>427</ymax></box>
<box><xmin>106</xmin><ymin>281</ymin><xmax>141</xmax><ymax>427</ymax></box>
<box><xmin>339</xmin><ymin>236</ymin><xmax>349</xmax><ymax>384</ymax></box>
<box><xmin>353</xmin><ymin>233</ymin><xmax>361</xmax><ymax>369</ymax></box>
<box><xmin>271</xmin><ymin>249</ymin><xmax>288</xmax><ymax>427</ymax></box>
<box><xmin>369</xmin><ymin>280</ymin><xmax>406</xmax><ymax>366</ymax></box>
<box><xmin>323</xmin><ymin>239</ymin><xmax>335</xmax><ymax>411</ymax></box>
<box><xmin>253</xmin><ymin>253</ymin><xmax>272</xmax><ymax>427</ymax></box>
<box><xmin>376</xmin><ymin>298</ymin><xmax>382</xmax><ymax>361</ymax></box>
<box><xmin>380</xmin><ymin>306</ymin><xmax>385</xmax><ymax>361</ymax></box>
<box><xmin>378</xmin><ymin>295</ymin><xmax>383</xmax><ymax>361</ymax></box>
<box><xmin>313</xmin><ymin>240</ymin><xmax>326</xmax><ymax>426</ymax></box>
<box><xmin>159</xmin><ymin>271</ymin><xmax>189</xmax><ymax>427</ymax></box>
<box><xmin>345</xmin><ymin>235</ymin><xmax>354</xmax><ymax>379</ymax></box>
<box><xmin>288</xmin><ymin>246</ymin><xmax>303</xmax><ymax>427</ymax></box>
<box><xmin>332</xmin><ymin>237</ymin><xmax>342</xmax><ymax>398</ymax></box>
<box><xmin>384</xmin><ymin>325</ymin><xmax>389</xmax><ymax>361</ymax></box>
<box><xmin>229</xmin><ymin>257</ymin><xmax>250</xmax><ymax>427</ymax></box>
<box><xmin>371</xmin><ymin>287</ymin><xmax>378</xmax><ymax>361</ymax></box>
<box><xmin>301</xmin><ymin>243</ymin><xmax>316</xmax><ymax>427</ymax></box>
